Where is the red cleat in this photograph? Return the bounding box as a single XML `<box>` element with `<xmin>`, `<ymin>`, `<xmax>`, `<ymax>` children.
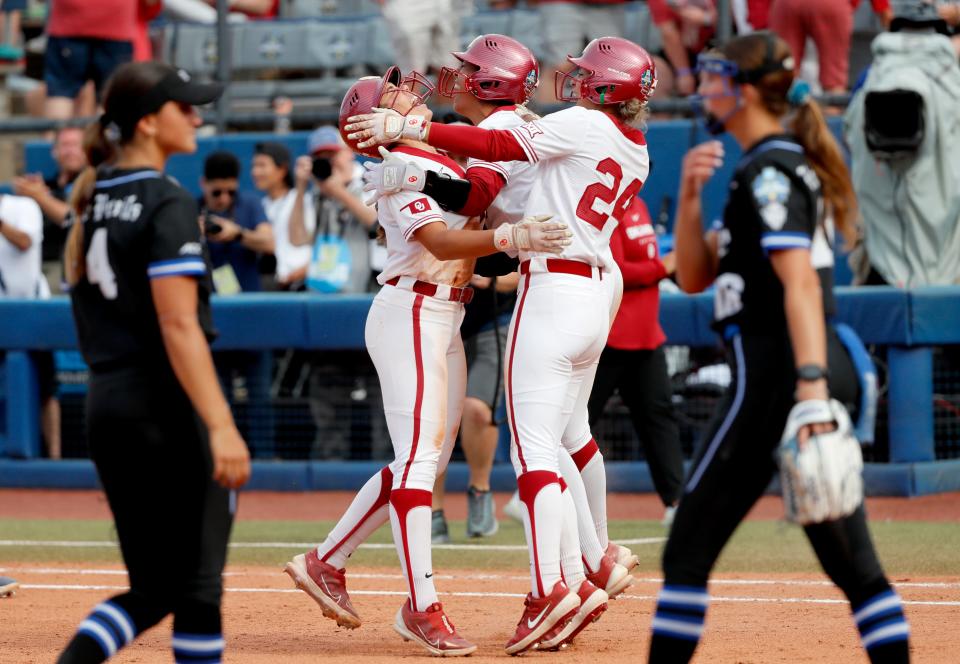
<box><xmin>539</xmin><ymin>579</ymin><xmax>608</xmax><ymax>650</ymax></box>
<box><xmin>284</xmin><ymin>550</ymin><xmax>361</xmax><ymax>628</ymax></box>
<box><xmin>393</xmin><ymin>599</ymin><xmax>478</xmax><ymax>656</ymax></box>
<box><xmin>504</xmin><ymin>581</ymin><xmax>580</xmax><ymax>655</ymax></box>
<box><xmin>586</xmin><ymin>553</ymin><xmax>634</xmax><ymax>599</ymax></box>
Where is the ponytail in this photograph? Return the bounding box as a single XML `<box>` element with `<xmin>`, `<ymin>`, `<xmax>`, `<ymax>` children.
<box><xmin>718</xmin><ymin>32</ymin><xmax>858</xmax><ymax>248</ymax></box>
<box><xmin>64</xmin><ymin>121</ymin><xmax>117</xmax><ymax>287</ymax></box>
<box><xmin>790</xmin><ymin>99</ymin><xmax>857</xmax><ymax>247</ymax></box>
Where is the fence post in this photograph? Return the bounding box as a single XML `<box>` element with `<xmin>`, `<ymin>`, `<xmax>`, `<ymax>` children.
<box><xmin>4</xmin><ymin>351</ymin><xmax>41</xmax><ymax>459</ymax></box>
<box><xmin>887</xmin><ymin>346</ymin><xmax>935</xmax><ymax>463</ymax></box>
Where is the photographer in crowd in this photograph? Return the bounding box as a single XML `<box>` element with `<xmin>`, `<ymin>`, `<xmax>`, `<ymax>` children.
<box><xmin>199</xmin><ymin>151</ymin><xmax>276</xmax><ymax>458</ymax></box>
<box><xmin>291</xmin><ymin>125</ymin><xmax>378</xmax><ymax>295</ymax></box>
<box><xmin>291</xmin><ymin>126</ymin><xmax>380</xmax><ymax>461</ymax></box>
<box><xmin>199</xmin><ymin>151</ymin><xmax>274</xmax><ymax>294</ymax></box>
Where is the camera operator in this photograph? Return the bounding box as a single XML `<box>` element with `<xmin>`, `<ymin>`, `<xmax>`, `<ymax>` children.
<box><xmin>291</xmin><ymin>126</ymin><xmax>378</xmax><ymax>294</ymax></box>
<box><xmin>199</xmin><ymin>151</ymin><xmax>274</xmax><ymax>294</ymax></box>
<box><xmin>291</xmin><ymin>127</ymin><xmax>379</xmax><ymax>461</ymax></box>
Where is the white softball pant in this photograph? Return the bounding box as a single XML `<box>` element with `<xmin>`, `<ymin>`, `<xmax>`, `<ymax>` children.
<box><xmin>365</xmin><ymin>284</ymin><xmax>466</xmax><ymax>492</ymax></box>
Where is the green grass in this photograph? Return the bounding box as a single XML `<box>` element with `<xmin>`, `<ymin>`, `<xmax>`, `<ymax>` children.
<box><xmin>1</xmin><ymin>518</ymin><xmax>957</xmax><ymax>576</ymax></box>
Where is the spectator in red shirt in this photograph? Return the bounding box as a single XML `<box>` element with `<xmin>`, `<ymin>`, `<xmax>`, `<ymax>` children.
<box><xmin>648</xmin><ymin>0</ymin><xmax>718</xmax><ymax>97</ymax></box>
<box><xmin>770</xmin><ymin>0</ymin><xmax>893</xmax><ymax>94</ymax></box>
<box><xmin>587</xmin><ymin>197</ymin><xmax>684</xmax><ymax>524</ymax></box>
<box><xmin>44</xmin><ymin>0</ymin><xmax>136</xmax><ymax>119</ymax></box>
<box><xmin>135</xmin><ymin>0</ymin><xmax>164</xmax><ymax>62</ymax></box>
<box><xmin>204</xmin><ymin>0</ymin><xmax>279</xmax><ymax>18</ymax></box>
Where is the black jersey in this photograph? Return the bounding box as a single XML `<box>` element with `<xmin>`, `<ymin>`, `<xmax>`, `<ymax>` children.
<box><xmin>711</xmin><ymin>134</ymin><xmax>836</xmax><ymax>336</ymax></box>
<box><xmin>70</xmin><ymin>168</ymin><xmax>215</xmax><ymax>371</ymax></box>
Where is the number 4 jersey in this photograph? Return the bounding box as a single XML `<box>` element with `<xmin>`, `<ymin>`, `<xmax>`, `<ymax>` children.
<box><xmin>70</xmin><ymin>168</ymin><xmax>215</xmax><ymax>370</ymax></box>
<box><xmin>506</xmin><ymin>105</ymin><xmax>650</xmax><ymax>270</ymax></box>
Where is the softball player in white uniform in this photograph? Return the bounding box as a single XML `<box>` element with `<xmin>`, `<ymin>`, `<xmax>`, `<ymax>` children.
<box><xmin>285</xmin><ymin>67</ymin><xmax>571</xmax><ymax>658</ymax></box>
<box><xmin>346</xmin><ymin>36</ymin><xmax>659</xmax><ymax>654</ymax></box>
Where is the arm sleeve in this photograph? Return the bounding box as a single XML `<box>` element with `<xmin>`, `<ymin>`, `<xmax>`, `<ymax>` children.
<box><xmin>421</xmin><ymin>167</ymin><xmax>506</xmax><ymax>216</ymax></box>
<box><xmin>428</xmin><ymin>123</ymin><xmax>528</xmax><ymax>162</ymax></box>
<box><xmin>749</xmin><ymin>164</ymin><xmax>816</xmax><ymax>255</ymax></box>
<box><xmin>474</xmin><ymin>252</ymin><xmax>520</xmax><ymax>277</ymax></box>
<box><xmin>146</xmin><ymin>192</ymin><xmax>207</xmax><ymax>279</ymax></box>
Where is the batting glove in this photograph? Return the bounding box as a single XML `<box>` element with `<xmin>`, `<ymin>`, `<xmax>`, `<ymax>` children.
<box><xmin>362</xmin><ymin>146</ymin><xmax>426</xmax><ymax>204</ymax></box>
<box><xmin>493</xmin><ymin>215</ymin><xmax>573</xmax><ymax>255</ymax></box>
<box><xmin>346</xmin><ymin>108</ymin><xmax>427</xmax><ymax>150</ymax></box>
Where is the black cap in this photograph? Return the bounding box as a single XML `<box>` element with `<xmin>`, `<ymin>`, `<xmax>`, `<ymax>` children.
<box><xmin>104</xmin><ymin>68</ymin><xmax>224</xmax><ymax>132</ymax></box>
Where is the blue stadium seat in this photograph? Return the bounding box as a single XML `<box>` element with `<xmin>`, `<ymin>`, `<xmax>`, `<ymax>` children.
<box><xmin>165</xmin><ymin>22</ymin><xmax>228</xmax><ymax>76</ymax></box>
<box><xmin>364</xmin><ymin>16</ymin><xmax>397</xmax><ymax>70</ymax></box>
<box><xmin>283</xmin><ymin>0</ymin><xmax>380</xmax><ymax>18</ymax></box>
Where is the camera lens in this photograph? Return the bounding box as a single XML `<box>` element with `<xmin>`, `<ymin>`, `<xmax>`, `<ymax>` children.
<box><xmin>312</xmin><ymin>157</ymin><xmax>332</xmax><ymax>181</ymax></box>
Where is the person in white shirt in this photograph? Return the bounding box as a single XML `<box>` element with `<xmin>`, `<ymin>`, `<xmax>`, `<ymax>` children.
<box><xmin>0</xmin><ymin>193</ymin><xmax>60</xmax><ymax>459</ymax></box>
<box><xmin>251</xmin><ymin>142</ymin><xmax>316</xmax><ymax>289</ymax></box>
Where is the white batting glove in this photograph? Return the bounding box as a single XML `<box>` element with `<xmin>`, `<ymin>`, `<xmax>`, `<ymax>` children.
<box><xmin>493</xmin><ymin>214</ymin><xmax>573</xmax><ymax>255</ymax></box>
<box><xmin>362</xmin><ymin>146</ymin><xmax>426</xmax><ymax>204</ymax></box>
<box><xmin>345</xmin><ymin>108</ymin><xmax>427</xmax><ymax>150</ymax></box>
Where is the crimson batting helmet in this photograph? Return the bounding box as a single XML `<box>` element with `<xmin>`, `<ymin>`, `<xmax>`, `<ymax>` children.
<box><xmin>555</xmin><ymin>37</ymin><xmax>657</xmax><ymax>105</ymax></box>
<box><xmin>339</xmin><ymin>66</ymin><xmax>434</xmax><ymax>157</ymax></box>
<box><xmin>438</xmin><ymin>34</ymin><xmax>539</xmax><ymax>104</ymax></box>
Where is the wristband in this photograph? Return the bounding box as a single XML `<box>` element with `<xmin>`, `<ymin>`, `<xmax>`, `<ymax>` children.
<box><xmin>796</xmin><ymin>364</ymin><xmax>829</xmax><ymax>382</ymax></box>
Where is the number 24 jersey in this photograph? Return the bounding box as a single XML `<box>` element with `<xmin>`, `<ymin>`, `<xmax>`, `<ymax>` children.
<box><xmin>506</xmin><ymin>105</ymin><xmax>650</xmax><ymax>270</ymax></box>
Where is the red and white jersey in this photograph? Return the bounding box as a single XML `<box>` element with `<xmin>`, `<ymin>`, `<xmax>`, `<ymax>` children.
<box><xmin>507</xmin><ymin>105</ymin><xmax>650</xmax><ymax>270</ymax></box>
<box><xmin>375</xmin><ymin>146</ymin><xmax>472</xmax><ymax>286</ymax></box>
<box><xmin>468</xmin><ymin>106</ymin><xmax>538</xmax><ymax>229</ymax></box>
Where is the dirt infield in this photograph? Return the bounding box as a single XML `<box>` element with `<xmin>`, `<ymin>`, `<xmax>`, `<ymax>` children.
<box><xmin>2</xmin><ymin>564</ymin><xmax>957</xmax><ymax>663</ymax></box>
<box><xmin>3</xmin><ymin>488</ymin><xmax>960</xmax><ymax>522</ymax></box>
<box><xmin>2</xmin><ymin>490</ymin><xmax>958</xmax><ymax>662</ymax></box>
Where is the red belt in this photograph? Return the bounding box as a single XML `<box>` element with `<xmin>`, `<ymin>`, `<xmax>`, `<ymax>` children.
<box><xmin>519</xmin><ymin>258</ymin><xmax>599</xmax><ymax>279</ymax></box>
<box><xmin>385</xmin><ymin>276</ymin><xmax>474</xmax><ymax>304</ymax></box>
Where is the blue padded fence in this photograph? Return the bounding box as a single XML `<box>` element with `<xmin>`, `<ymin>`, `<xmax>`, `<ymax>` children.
<box><xmin>2</xmin><ymin>287</ymin><xmax>958</xmax><ymax>496</ymax></box>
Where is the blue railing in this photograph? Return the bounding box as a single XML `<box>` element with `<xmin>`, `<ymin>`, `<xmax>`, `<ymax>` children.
<box><xmin>2</xmin><ymin>287</ymin><xmax>958</xmax><ymax>495</ymax></box>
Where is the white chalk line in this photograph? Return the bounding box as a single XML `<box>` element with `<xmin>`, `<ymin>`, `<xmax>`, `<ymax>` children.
<box><xmin>0</xmin><ymin>537</ymin><xmax>665</xmax><ymax>552</ymax></box>
<box><xmin>14</xmin><ymin>583</ymin><xmax>960</xmax><ymax>607</ymax></box>
<box><xmin>4</xmin><ymin>566</ymin><xmax>960</xmax><ymax>590</ymax></box>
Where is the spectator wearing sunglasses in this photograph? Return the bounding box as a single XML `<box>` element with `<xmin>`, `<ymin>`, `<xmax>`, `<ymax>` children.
<box><xmin>199</xmin><ymin>150</ymin><xmax>274</xmax><ymax>294</ymax></box>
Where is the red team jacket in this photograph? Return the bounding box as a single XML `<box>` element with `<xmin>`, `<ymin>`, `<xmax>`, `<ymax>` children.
<box><xmin>606</xmin><ymin>197</ymin><xmax>668</xmax><ymax>352</ymax></box>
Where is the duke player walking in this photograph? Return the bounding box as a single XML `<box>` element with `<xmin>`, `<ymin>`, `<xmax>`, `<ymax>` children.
<box><xmin>57</xmin><ymin>62</ymin><xmax>250</xmax><ymax>664</ymax></box>
<box><xmin>362</xmin><ymin>33</ymin><xmax>639</xmax><ymax>651</ymax></box>
<box><xmin>283</xmin><ymin>66</ymin><xmax>570</xmax><ymax>657</ymax></box>
<box><xmin>347</xmin><ymin>37</ymin><xmax>658</xmax><ymax>654</ymax></box>
<box><xmin>647</xmin><ymin>33</ymin><xmax>910</xmax><ymax>663</ymax></box>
